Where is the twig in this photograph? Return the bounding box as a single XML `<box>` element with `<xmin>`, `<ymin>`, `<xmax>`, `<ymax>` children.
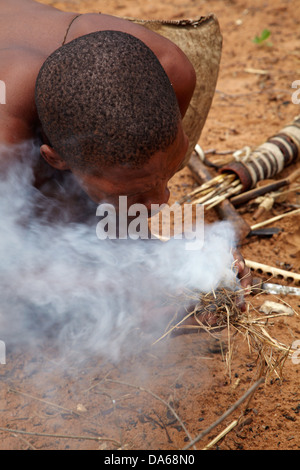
<box><xmin>152</xmin><ymin>309</ymin><xmax>196</xmax><ymax>345</ymax></box>
<box><xmin>152</xmin><ymin>409</ymin><xmax>173</xmax><ymax>444</ymax></box>
<box><xmin>12</xmin><ymin>432</ymin><xmax>38</xmax><ymax>450</ymax></box>
<box><xmin>244</xmin><ymin>67</ymin><xmax>270</xmax><ymax>75</ymax></box>
<box><xmin>183</xmin><ymin>376</ymin><xmax>265</xmax><ymax>450</ymax></box>
<box><xmin>104</xmin><ymin>378</ymin><xmax>196</xmax><ymax>449</ymax></box>
<box><xmin>0</xmin><ymin>426</ymin><xmax>120</xmax><ymax>446</ymax></box>
<box><xmin>202</xmin><ymin>419</ymin><xmax>238</xmax><ymax>450</ymax></box>
<box><xmin>8</xmin><ymin>388</ymin><xmax>80</xmax><ymax>417</ymax></box>
<box><xmin>204</xmin><ymin>149</ymin><xmax>236</xmax><ymax>156</ymax></box>
<box><xmin>225</xmin><ymin>305</ymin><xmax>232</xmax><ymax>381</ymax></box>
<box><xmin>250</xmin><ymin>208</ymin><xmax>300</xmax><ymax>230</ymax></box>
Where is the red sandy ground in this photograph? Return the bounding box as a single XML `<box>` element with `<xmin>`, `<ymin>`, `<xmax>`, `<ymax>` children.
<box><xmin>0</xmin><ymin>0</ymin><xmax>299</xmax><ymax>450</ymax></box>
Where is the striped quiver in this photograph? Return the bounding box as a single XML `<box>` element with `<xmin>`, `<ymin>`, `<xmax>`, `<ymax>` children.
<box><xmin>221</xmin><ymin>115</ymin><xmax>300</xmax><ymax>191</ymax></box>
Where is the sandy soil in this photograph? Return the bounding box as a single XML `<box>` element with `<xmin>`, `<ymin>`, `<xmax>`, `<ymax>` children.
<box><xmin>0</xmin><ymin>0</ymin><xmax>299</xmax><ymax>451</ymax></box>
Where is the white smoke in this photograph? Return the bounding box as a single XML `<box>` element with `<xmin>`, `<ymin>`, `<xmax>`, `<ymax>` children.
<box><xmin>0</xmin><ymin>140</ymin><xmax>238</xmax><ymax>363</ymax></box>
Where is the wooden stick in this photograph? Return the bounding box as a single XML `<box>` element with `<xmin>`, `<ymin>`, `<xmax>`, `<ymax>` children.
<box><xmin>183</xmin><ymin>377</ymin><xmax>265</xmax><ymax>450</ymax></box>
<box><xmin>231</xmin><ymin>167</ymin><xmax>300</xmax><ymax>207</ymax></box>
<box><xmin>250</xmin><ymin>208</ymin><xmax>300</xmax><ymax>230</ymax></box>
<box><xmin>202</xmin><ymin>420</ymin><xmax>238</xmax><ymax>450</ymax></box>
<box><xmin>9</xmin><ymin>388</ymin><xmax>80</xmax><ymax>417</ymax></box>
<box><xmin>0</xmin><ymin>426</ymin><xmax>120</xmax><ymax>446</ymax></box>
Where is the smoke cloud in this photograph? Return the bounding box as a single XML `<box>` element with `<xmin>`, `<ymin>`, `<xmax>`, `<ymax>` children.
<box><xmin>0</xmin><ymin>141</ymin><xmax>238</xmax><ymax>363</ymax></box>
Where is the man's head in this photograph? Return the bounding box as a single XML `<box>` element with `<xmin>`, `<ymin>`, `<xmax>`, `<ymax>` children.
<box><xmin>35</xmin><ymin>30</ymin><xmax>187</xmax><ymax>207</ymax></box>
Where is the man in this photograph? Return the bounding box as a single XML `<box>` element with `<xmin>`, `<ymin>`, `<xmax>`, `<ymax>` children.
<box><xmin>0</xmin><ymin>0</ymin><xmax>251</xmax><ymax>300</ymax></box>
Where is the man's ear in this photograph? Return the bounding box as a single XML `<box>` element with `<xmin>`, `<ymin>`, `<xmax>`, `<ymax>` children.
<box><xmin>40</xmin><ymin>144</ymin><xmax>70</xmax><ymax>171</ymax></box>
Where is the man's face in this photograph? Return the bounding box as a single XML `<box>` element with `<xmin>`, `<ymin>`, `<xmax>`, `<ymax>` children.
<box><xmin>72</xmin><ymin>124</ymin><xmax>189</xmax><ymax>215</ymax></box>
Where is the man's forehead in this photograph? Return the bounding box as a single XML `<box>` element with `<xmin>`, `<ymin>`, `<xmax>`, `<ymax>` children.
<box><xmin>97</xmin><ymin>127</ymin><xmax>187</xmax><ymax>187</ymax></box>
<box><xmin>74</xmin><ymin>123</ymin><xmax>188</xmax><ymax>200</ymax></box>
<box><xmin>89</xmin><ymin>160</ymin><xmax>167</xmax><ymax>196</ymax></box>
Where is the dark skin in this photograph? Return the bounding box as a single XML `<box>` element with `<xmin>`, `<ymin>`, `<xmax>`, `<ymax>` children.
<box><xmin>0</xmin><ymin>0</ymin><xmax>194</xmax><ymax>144</ymax></box>
<box><xmin>0</xmin><ymin>0</ymin><xmax>251</xmax><ymax>321</ymax></box>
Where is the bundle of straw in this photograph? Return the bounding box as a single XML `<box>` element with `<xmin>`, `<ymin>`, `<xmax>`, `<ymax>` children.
<box><xmin>154</xmin><ymin>285</ymin><xmax>294</xmax><ymax>380</ymax></box>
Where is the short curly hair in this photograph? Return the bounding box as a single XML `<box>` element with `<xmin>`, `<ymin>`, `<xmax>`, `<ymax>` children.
<box><xmin>35</xmin><ymin>30</ymin><xmax>181</xmax><ymax>173</ymax></box>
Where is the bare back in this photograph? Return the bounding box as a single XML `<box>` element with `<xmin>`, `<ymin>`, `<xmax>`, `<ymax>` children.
<box><xmin>0</xmin><ymin>0</ymin><xmax>195</xmax><ymax>145</ymax></box>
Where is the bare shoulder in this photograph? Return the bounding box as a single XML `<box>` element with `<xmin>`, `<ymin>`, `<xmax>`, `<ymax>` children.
<box><xmin>0</xmin><ymin>47</ymin><xmax>43</xmax><ymax>143</ymax></box>
<box><xmin>72</xmin><ymin>13</ymin><xmax>188</xmax><ymax>64</ymax></box>
<box><xmin>71</xmin><ymin>14</ymin><xmax>170</xmax><ymax>46</ymax></box>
